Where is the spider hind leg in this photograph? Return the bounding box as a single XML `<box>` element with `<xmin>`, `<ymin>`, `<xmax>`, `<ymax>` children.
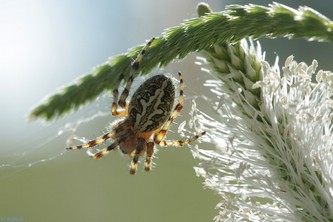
<box><xmin>159</xmin><ymin>131</ymin><xmax>206</xmax><ymax>147</ymax></box>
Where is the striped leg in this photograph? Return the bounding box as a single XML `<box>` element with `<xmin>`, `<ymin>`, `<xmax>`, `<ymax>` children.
<box><xmin>66</xmin><ymin>131</ymin><xmax>115</xmax><ymax>150</ymax></box>
<box><xmin>89</xmin><ymin>140</ymin><xmax>120</xmax><ymax>159</ymax></box>
<box><xmin>144</xmin><ymin>142</ymin><xmax>154</xmax><ymax>171</ymax></box>
<box><xmin>112</xmin><ymin>74</ymin><xmax>128</xmax><ymax>117</ymax></box>
<box><xmin>154</xmin><ymin>71</ymin><xmax>184</xmax><ymax>144</ymax></box>
<box><xmin>118</xmin><ymin>37</ymin><xmax>155</xmax><ymax>108</ymax></box>
<box><xmin>129</xmin><ymin>138</ymin><xmax>146</xmax><ymax>174</ymax></box>
<box><xmin>154</xmin><ymin>71</ymin><xmax>206</xmax><ymax>147</ymax></box>
<box><xmin>158</xmin><ymin>132</ymin><xmax>206</xmax><ymax>147</ymax></box>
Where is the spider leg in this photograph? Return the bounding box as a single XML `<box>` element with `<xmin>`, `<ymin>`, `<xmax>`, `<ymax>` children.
<box><xmin>129</xmin><ymin>138</ymin><xmax>146</xmax><ymax>174</ymax></box>
<box><xmin>158</xmin><ymin>132</ymin><xmax>206</xmax><ymax>147</ymax></box>
<box><xmin>118</xmin><ymin>37</ymin><xmax>155</xmax><ymax>108</ymax></box>
<box><xmin>154</xmin><ymin>71</ymin><xmax>206</xmax><ymax>146</ymax></box>
<box><xmin>112</xmin><ymin>74</ymin><xmax>128</xmax><ymax>117</ymax></box>
<box><xmin>144</xmin><ymin>142</ymin><xmax>154</xmax><ymax>171</ymax></box>
<box><xmin>66</xmin><ymin>131</ymin><xmax>115</xmax><ymax>150</ymax></box>
<box><xmin>89</xmin><ymin>140</ymin><xmax>120</xmax><ymax>159</ymax></box>
<box><xmin>154</xmin><ymin>71</ymin><xmax>184</xmax><ymax>144</ymax></box>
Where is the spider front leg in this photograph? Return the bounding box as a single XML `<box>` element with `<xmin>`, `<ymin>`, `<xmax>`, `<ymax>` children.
<box><xmin>153</xmin><ymin>71</ymin><xmax>206</xmax><ymax>147</ymax></box>
<box><xmin>154</xmin><ymin>71</ymin><xmax>184</xmax><ymax>144</ymax></box>
<box><xmin>111</xmin><ymin>74</ymin><xmax>128</xmax><ymax>117</ymax></box>
<box><xmin>118</xmin><ymin>37</ymin><xmax>155</xmax><ymax>108</ymax></box>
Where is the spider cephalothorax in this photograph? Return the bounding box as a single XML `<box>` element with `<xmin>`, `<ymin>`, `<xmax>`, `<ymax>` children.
<box><xmin>66</xmin><ymin>38</ymin><xmax>205</xmax><ymax>174</ymax></box>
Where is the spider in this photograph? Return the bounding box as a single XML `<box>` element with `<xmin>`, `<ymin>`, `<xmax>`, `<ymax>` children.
<box><xmin>66</xmin><ymin>37</ymin><xmax>205</xmax><ymax>174</ymax></box>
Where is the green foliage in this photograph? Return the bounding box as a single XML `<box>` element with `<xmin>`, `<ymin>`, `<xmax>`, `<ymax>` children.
<box><xmin>29</xmin><ymin>3</ymin><xmax>333</xmax><ymax>121</ymax></box>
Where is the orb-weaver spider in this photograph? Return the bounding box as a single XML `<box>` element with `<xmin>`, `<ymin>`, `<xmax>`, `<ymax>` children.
<box><xmin>66</xmin><ymin>38</ymin><xmax>205</xmax><ymax>174</ymax></box>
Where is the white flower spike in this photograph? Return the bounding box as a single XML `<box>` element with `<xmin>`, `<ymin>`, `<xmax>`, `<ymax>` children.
<box><xmin>194</xmin><ymin>39</ymin><xmax>333</xmax><ymax>222</ymax></box>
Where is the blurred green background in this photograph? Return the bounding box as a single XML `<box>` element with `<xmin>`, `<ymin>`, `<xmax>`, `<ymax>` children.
<box><xmin>1</xmin><ymin>1</ymin><xmax>333</xmax><ymax>221</ymax></box>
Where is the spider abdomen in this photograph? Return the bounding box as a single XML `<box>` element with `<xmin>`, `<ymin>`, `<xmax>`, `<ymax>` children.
<box><xmin>128</xmin><ymin>75</ymin><xmax>175</xmax><ymax>132</ymax></box>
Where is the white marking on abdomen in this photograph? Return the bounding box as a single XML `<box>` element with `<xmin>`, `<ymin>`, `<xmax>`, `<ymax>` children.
<box><xmin>134</xmin><ymin>80</ymin><xmax>169</xmax><ymax>131</ymax></box>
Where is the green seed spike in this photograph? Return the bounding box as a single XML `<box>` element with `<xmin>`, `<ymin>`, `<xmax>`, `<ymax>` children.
<box><xmin>29</xmin><ymin>3</ymin><xmax>333</xmax><ymax>121</ymax></box>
